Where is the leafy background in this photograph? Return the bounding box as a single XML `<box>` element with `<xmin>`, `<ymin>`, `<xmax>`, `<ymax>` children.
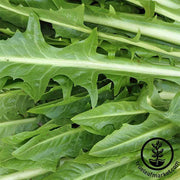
<box><xmin>0</xmin><ymin>0</ymin><xmax>179</xmax><ymax>179</ymax></box>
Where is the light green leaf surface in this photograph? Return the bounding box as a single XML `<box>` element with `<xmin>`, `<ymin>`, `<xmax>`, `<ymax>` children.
<box><xmin>0</xmin><ymin>16</ymin><xmax>180</xmax><ymax>107</ymax></box>
<box><xmin>72</xmin><ymin>101</ymin><xmax>147</xmax><ymax>135</ymax></box>
<box><xmin>0</xmin><ymin>168</ymin><xmax>49</xmax><ymax>180</ymax></box>
<box><xmin>0</xmin><ymin>13</ymin><xmax>179</xmax><ymax>108</ymax></box>
<box><xmin>0</xmin><ymin>1</ymin><xmax>179</xmax><ymax>180</ymax></box>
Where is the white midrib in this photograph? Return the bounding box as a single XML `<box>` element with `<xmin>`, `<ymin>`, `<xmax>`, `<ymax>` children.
<box><xmin>84</xmin><ymin>14</ymin><xmax>180</xmax><ymax>45</ymax></box>
<box><xmin>0</xmin><ymin>2</ymin><xmax>90</xmax><ymax>33</ymax></box>
<box><xmin>155</xmin><ymin>0</ymin><xmax>180</xmax><ymax>9</ymax></box>
<box><xmin>0</xmin><ymin>169</ymin><xmax>48</xmax><ymax>180</ymax></box>
<box><xmin>74</xmin><ymin>162</ymin><xmax>124</xmax><ymax>180</ymax></box>
<box><xmin>74</xmin><ymin>153</ymin><xmax>139</xmax><ymax>180</ymax></box>
<box><xmin>73</xmin><ymin>110</ymin><xmax>147</xmax><ymax>121</ymax></box>
<box><xmin>13</xmin><ymin>128</ymin><xmax>84</xmax><ymax>156</ymax></box>
<box><xmin>1</xmin><ymin>2</ymin><xmax>180</xmax><ymax>58</ymax></box>
<box><xmin>0</xmin><ymin>57</ymin><xmax>180</xmax><ymax>77</ymax></box>
<box><xmin>0</xmin><ymin>118</ymin><xmax>36</xmax><ymax>127</ymax></box>
<box><xmin>98</xmin><ymin>31</ymin><xmax>180</xmax><ymax>58</ymax></box>
<box><xmin>90</xmin><ymin>123</ymin><xmax>174</xmax><ymax>156</ymax></box>
<box><xmin>159</xmin><ymin>91</ymin><xmax>176</xmax><ymax>100</ymax></box>
<box><xmin>125</xmin><ymin>0</ymin><xmax>179</xmax><ymax>10</ymax></box>
<box><xmin>156</xmin><ymin>7</ymin><xmax>180</xmax><ymax>23</ymax></box>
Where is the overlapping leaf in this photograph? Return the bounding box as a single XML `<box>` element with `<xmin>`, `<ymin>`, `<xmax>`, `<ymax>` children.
<box><xmin>0</xmin><ymin>0</ymin><xmax>180</xmax><ymax>59</ymax></box>
<box><xmin>12</xmin><ymin>125</ymin><xmax>102</xmax><ymax>161</ymax></box>
<box><xmin>72</xmin><ymin>101</ymin><xmax>147</xmax><ymax>135</ymax></box>
<box><xmin>0</xmin><ymin>13</ymin><xmax>179</xmax><ymax>107</ymax></box>
<box><xmin>0</xmin><ymin>1</ymin><xmax>179</xmax><ymax>179</ymax></box>
<box><xmin>90</xmin><ymin>114</ymin><xmax>179</xmax><ymax>157</ymax></box>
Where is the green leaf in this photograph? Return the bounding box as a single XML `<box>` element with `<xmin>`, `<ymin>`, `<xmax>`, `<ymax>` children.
<box><xmin>0</xmin><ymin>13</ymin><xmax>98</xmax><ymax>107</ymax></box>
<box><xmin>0</xmin><ymin>0</ymin><xmax>180</xmax><ymax>59</ymax></box>
<box><xmin>90</xmin><ymin>114</ymin><xmax>179</xmax><ymax>157</ymax></box>
<box><xmin>72</xmin><ymin>101</ymin><xmax>147</xmax><ymax>135</ymax></box>
<box><xmin>43</xmin><ymin>154</ymin><xmax>139</xmax><ymax>180</ymax></box>
<box><xmin>29</xmin><ymin>95</ymin><xmax>91</xmax><ymax>120</ymax></box>
<box><xmin>10</xmin><ymin>0</ymin><xmax>58</xmax><ymax>10</ymax></box>
<box><xmin>85</xmin><ymin>5</ymin><xmax>180</xmax><ymax>45</ymax></box>
<box><xmin>12</xmin><ymin>125</ymin><xmax>102</xmax><ymax>161</ymax></box>
<box><xmin>0</xmin><ymin>141</ymin><xmax>58</xmax><ymax>172</ymax></box>
<box><xmin>74</xmin><ymin>151</ymin><xmax>139</xmax><ymax>164</ymax></box>
<box><xmin>0</xmin><ymin>155</ymin><xmax>58</xmax><ymax>172</ymax></box>
<box><xmin>0</xmin><ymin>13</ymin><xmax>179</xmax><ymax>109</ymax></box>
<box><xmin>0</xmin><ymin>168</ymin><xmax>49</xmax><ymax>180</ymax></box>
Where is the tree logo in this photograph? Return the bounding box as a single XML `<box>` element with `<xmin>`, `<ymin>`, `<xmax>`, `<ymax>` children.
<box><xmin>141</xmin><ymin>138</ymin><xmax>174</xmax><ymax>170</ymax></box>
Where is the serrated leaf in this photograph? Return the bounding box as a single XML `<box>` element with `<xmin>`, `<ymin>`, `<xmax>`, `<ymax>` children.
<box><xmin>0</xmin><ymin>0</ymin><xmax>180</xmax><ymax>59</ymax></box>
<box><xmin>0</xmin><ymin>16</ymin><xmax>180</xmax><ymax>107</ymax></box>
<box><xmin>0</xmin><ymin>14</ymin><xmax>179</xmax><ymax>109</ymax></box>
